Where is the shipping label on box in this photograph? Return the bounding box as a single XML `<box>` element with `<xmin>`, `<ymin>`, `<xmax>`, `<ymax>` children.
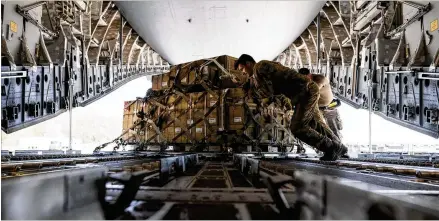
<box><xmin>208</xmin><ymin>118</ymin><xmax>216</xmax><ymax>124</ymax></box>
<box><xmin>175</xmin><ymin>127</ymin><xmax>181</xmax><ymax>133</ymax></box>
<box><xmin>209</xmin><ymin>101</ymin><xmax>216</xmax><ymax>107</ymax></box>
<box><xmin>161</xmin><ymin>81</ymin><xmax>168</xmax><ymax>86</ymax></box>
<box><xmin>187</xmin><ymin>119</ymin><xmax>193</xmax><ymax>125</ymax></box>
<box><xmin>196</xmin><ymin>127</ymin><xmax>203</xmax><ymax>133</ymax></box>
<box><xmin>234</xmin><ymin>117</ymin><xmax>242</xmax><ymax>123</ymax></box>
<box><xmin>268</xmin><ymin>146</ymin><xmax>278</xmax><ymax>152</ymax></box>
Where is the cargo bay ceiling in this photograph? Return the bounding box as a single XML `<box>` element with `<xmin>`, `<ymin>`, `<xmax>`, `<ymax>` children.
<box><xmin>115</xmin><ymin>1</ymin><xmax>326</xmax><ymax>64</ymax></box>
<box><xmin>2</xmin><ymin>1</ymin><xmax>439</xmax><ymax>140</ymax></box>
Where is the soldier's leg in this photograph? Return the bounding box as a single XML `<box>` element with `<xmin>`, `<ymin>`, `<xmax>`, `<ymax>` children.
<box><xmin>321</xmin><ymin>109</ymin><xmax>343</xmax><ymax>140</ymax></box>
<box><xmin>314</xmin><ymin>107</ymin><xmax>341</xmax><ymax>143</ymax></box>
<box><xmin>290</xmin><ymin>107</ymin><xmax>343</xmax><ymax>153</ymax></box>
<box><xmin>293</xmin><ymin>82</ymin><xmax>341</xmax><ymax>142</ymax></box>
<box><xmin>290</xmin><ymin>83</ymin><xmax>347</xmax><ymax>160</ymax></box>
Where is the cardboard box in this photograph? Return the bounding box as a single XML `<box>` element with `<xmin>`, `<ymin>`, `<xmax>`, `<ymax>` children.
<box><xmin>146</xmin><ymin>126</ymin><xmax>158</xmax><ymax>143</ymax></box>
<box><xmin>152</xmin><ymin>75</ymin><xmax>162</xmax><ymax>91</ymax></box>
<box><xmin>191</xmin><ymin>92</ymin><xmax>206</xmax><ymax>109</ymax></box>
<box><xmin>182</xmin><ymin>70</ymin><xmax>196</xmax><ymax>85</ymax></box>
<box><xmin>179</xmin><ymin>98</ymin><xmax>189</xmax><ymax>110</ymax></box>
<box><xmin>172</xmin><ymin>111</ymin><xmax>189</xmax><ymax>143</ymax></box>
<box><xmin>244</xmin><ymin>126</ymin><xmax>256</xmax><ymax>140</ymax></box>
<box><xmin>228</xmin><ymin>88</ymin><xmax>245</xmax><ymax>99</ymax></box>
<box><xmin>194</xmin><ymin>122</ymin><xmax>205</xmax><ymax>142</ymax></box>
<box><xmin>165</xmin><ymin>95</ymin><xmax>188</xmax><ymax>110</ymax></box>
<box><xmin>228</xmin><ymin>104</ymin><xmax>245</xmax><ymax>126</ymax></box>
<box><xmin>206</xmin><ymin>93</ymin><xmax>219</xmax><ymax>108</ymax></box>
<box><xmin>207</xmin><ymin>110</ymin><xmax>218</xmax><ymax>127</ymax></box>
<box><xmin>216</xmin><ymin>55</ymin><xmax>237</xmax><ymax>72</ymax></box>
<box><xmin>161</xmin><ymin>74</ymin><xmax>170</xmax><ymax>89</ymax></box>
<box><xmin>164</xmin><ymin>126</ymin><xmax>175</xmax><ymax>141</ymax></box>
<box><xmin>207</xmin><ymin>126</ymin><xmax>219</xmax><ymax>143</ymax></box>
<box><xmin>226</xmin><ymin>56</ymin><xmax>237</xmax><ymax>71</ymax></box>
<box><xmin>176</xmin><ymin>65</ymin><xmax>189</xmax><ymax>84</ymax></box>
<box><xmin>201</xmin><ymin>66</ymin><xmax>217</xmax><ymax>82</ymax></box>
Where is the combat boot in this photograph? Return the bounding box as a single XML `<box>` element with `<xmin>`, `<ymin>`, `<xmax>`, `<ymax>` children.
<box><xmin>319</xmin><ymin>143</ymin><xmax>348</xmax><ymax>161</ymax></box>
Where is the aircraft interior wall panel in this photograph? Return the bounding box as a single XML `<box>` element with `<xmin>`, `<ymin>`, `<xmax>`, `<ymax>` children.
<box><xmin>331</xmin><ymin>65</ymin><xmax>340</xmax><ymax>93</ymax></box>
<box><xmin>375</xmin><ymin>38</ymin><xmax>400</xmax><ymax>67</ymax></box>
<box><xmin>334</xmin><ymin>66</ymin><xmax>343</xmax><ymax>97</ymax></box>
<box><xmin>338</xmin><ymin>66</ymin><xmax>348</xmax><ymax>99</ymax></box>
<box><xmin>116</xmin><ymin>67</ymin><xmax>122</xmax><ymax>82</ymax></box>
<box><xmin>1</xmin><ymin>67</ymin><xmax>24</xmax><ymax>129</ymax></box>
<box><xmin>400</xmin><ymin>71</ymin><xmax>421</xmax><ymax>126</ymax></box>
<box><xmin>108</xmin><ymin>65</ymin><xmax>114</xmax><ymax>88</ymax></box>
<box><xmin>357</xmin><ymin>68</ymin><xmax>370</xmax><ymax>108</ymax></box>
<box><xmin>41</xmin><ymin>66</ymin><xmax>57</xmax><ymax>117</ymax></box>
<box><xmin>126</xmin><ymin>67</ymin><xmax>132</xmax><ymax>78</ymax></box>
<box><xmin>122</xmin><ymin>66</ymin><xmax>127</xmax><ymax>79</ymax></box>
<box><xmin>421</xmin><ymin>68</ymin><xmax>439</xmax><ymax>132</ymax></box>
<box><xmin>53</xmin><ymin>67</ymin><xmax>63</xmax><ymax>110</ymax></box>
<box><xmin>371</xmin><ymin>65</ymin><xmax>382</xmax><ymax>112</ymax></box>
<box><xmin>378</xmin><ymin>67</ymin><xmax>388</xmax><ymax>114</ymax></box>
<box><xmin>86</xmin><ymin>66</ymin><xmax>95</xmax><ymax>99</ymax></box>
<box><xmin>118</xmin><ymin>65</ymin><xmax>124</xmax><ymax>82</ymax></box>
<box><xmin>24</xmin><ymin>67</ymin><xmax>44</xmax><ymax>122</ymax></box>
<box><xmin>57</xmin><ymin>66</ymin><xmax>68</xmax><ymax>109</ymax></box>
<box><xmin>128</xmin><ymin>66</ymin><xmax>135</xmax><ymax>77</ymax></box>
<box><xmin>112</xmin><ymin>65</ymin><xmax>118</xmax><ymax>83</ymax></box>
<box><xmin>386</xmin><ymin>73</ymin><xmax>402</xmax><ymax>120</ymax></box>
<box><xmin>343</xmin><ymin>66</ymin><xmax>353</xmax><ymax>100</ymax></box>
<box><xmin>2</xmin><ymin>1</ymin><xmax>42</xmax><ymax>63</ymax></box>
<box><xmin>95</xmin><ymin>66</ymin><xmax>103</xmax><ymax>95</ymax></box>
<box><xmin>127</xmin><ymin>66</ymin><xmax>132</xmax><ymax>78</ymax></box>
<box><xmin>404</xmin><ymin>2</ymin><xmax>439</xmax><ymax>65</ymax></box>
<box><xmin>312</xmin><ymin>65</ymin><xmax>319</xmax><ymax>74</ymax></box>
<box><xmin>91</xmin><ymin>66</ymin><xmax>99</xmax><ymax>96</ymax></box>
<box><xmin>72</xmin><ymin>65</ymin><xmax>84</xmax><ymax>107</ymax></box>
<box><xmin>100</xmin><ymin>66</ymin><xmax>106</xmax><ymax>92</ymax></box>
<box><xmin>101</xmin><ymin>65</ymin><xmax>110</xmax><ymax>90</ymax></box>
<box><xmin>327</xmin><ymin>65</ymin><xmax>334</xmax><ymax>87</ymax></box>
<box><xmin>344</xmin><ymin>66</ymin><xmax>354</xmax><ymax>100</ymax></box>
<box><xmin>325</xmin><ymin>64</ymin><xmax>331</xmax><ymax>78</ymax></box>
<box><xmin>320</xmin><ymin>65</ymin><xmax>328</xmax><ymax>77</ymax></box>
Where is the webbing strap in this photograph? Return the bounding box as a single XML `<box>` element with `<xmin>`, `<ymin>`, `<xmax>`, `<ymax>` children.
<box><xmin>146</xmin><ymin>92</ymin><xmax>204</xmax><ymax>142</ymax></box>
<box><xmin>173</xmin><ymin>101</ymin><xmax>220</xmax><ymax>141</ymax></box>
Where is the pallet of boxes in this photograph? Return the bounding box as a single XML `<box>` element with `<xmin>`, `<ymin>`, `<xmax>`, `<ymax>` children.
<box><xmin>122</xmin><ymin>55</ymin><xmax>299</xmax><ymax>152</ymax></box>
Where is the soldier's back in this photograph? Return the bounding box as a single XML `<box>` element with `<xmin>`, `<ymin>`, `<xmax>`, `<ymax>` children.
<box><xmin>252</xmin><ymin>61</ymin><xmax>313</xmax><ymax>104</ymax></box>
<box><xmin>311</xmin><ymin>74</ymin><xmax>333</xmax><ymax>107</ymax></box>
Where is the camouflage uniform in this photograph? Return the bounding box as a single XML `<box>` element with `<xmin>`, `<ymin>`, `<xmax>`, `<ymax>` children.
<box><xmin>249</xmin><ymin>60</ymin><xmax>347</xmax><ymax>158</ymax></box>
<box><xmin>321</xmin><ymin>108</ymin><xmax>343</xmax><ymax>140</ymax></box>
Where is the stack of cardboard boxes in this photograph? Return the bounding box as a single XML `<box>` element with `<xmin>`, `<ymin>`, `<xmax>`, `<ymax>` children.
<box><xmin>122</xmin><ymin>99</ymin><xmax>143</xmax><ymax>142</ymax></box>
<box><xmin>122</xmin><ymin>55</ymin><xmax>295</xmax><ymax>147</ymax></box>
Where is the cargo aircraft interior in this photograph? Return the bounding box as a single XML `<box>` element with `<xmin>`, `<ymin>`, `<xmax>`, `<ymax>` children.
<box><xmin>1</xmin><ymin>1</ymin><xmax>439</xmax><ymax>220</ymax></box>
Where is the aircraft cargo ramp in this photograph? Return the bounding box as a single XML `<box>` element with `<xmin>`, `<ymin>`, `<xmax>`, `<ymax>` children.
<box><xmin>1</xmin><ymin>151</ymin><xmax>439</xmax><ymax>219</ymax></box>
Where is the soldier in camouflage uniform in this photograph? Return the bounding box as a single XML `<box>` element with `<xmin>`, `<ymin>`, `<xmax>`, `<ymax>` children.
<box><xmin>234</xmin><ymin>54</ymin><xmax>347</xmax><ymax>161</ymax></box>
<box><xmin>298</xmin><ymin>68</ymin><xmax>343</xmax><ymax>140</ymax></box>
